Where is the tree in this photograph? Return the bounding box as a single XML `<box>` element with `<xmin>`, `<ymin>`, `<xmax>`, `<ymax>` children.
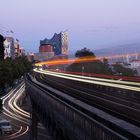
<box><xmin>0</xmin><ymin>60</ymin><xmax>14</xmax><ymax>87</ymax></box>
<box><xmin>0</xmin><ymin>34</ymin><xmax>5</xmax><ymax>60</ymax></box>
<box><xmin>103</xmin><ymin>58</ymin><xmax>109</xmax><ymax>66</ymax></box>
<box><xmin>113</xmin><ymin>63</ymin><xmax>137</xmax><ymax>76</ymax></box>
<box><xmin>75</xmin><ymin>47</ymin><xmax>96</xmax><ymax>58</ymax></box>
<box><xmin>0</xmin><ymin>56</ymin><xmax>32</xmax><ymax>91</ymax></box>
<box><xmin>67</xmin><ymin>48</ymin><xmax>113</xmax><ymax>75</ymax></box>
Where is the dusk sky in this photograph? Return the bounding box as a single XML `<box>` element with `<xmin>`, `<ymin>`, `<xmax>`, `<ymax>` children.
<box><xmin>0</xmin><ymin>0</ymin><xmax>140</xmax><ymax>54</ymax></box>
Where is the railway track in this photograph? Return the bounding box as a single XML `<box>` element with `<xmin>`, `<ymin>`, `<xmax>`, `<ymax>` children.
<box><xmin>27</xmin><ymin>73</ymin><xmax>140</xmax><ymax>139</ymax></box>
<box><xmin>43</xmin><ymin>70</ymin><xmax>140</xmax><ymax>87</ymax></box>
<box><xmin>35</xmin><ymin>71</ymin><xmax>140</xmax><ymax>127</ymax></box>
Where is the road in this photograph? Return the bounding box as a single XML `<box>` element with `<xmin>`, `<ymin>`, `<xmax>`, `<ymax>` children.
<box><xmin>0</xmin><ymin>82</ymin><xmax>52</xmax><ymax>140</ymax></box>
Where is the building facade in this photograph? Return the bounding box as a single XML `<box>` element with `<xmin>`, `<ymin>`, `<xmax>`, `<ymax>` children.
<box><xmin>34</xmin><ymin>52</ymin><xmax>54</xmax><ymax>62</ymax></box>
<box><xmin>18</xmin><ymin>48</ymin><xmax>25</xmax><ymax>57</ymax></box>
<box><xmin>130</xmin><ymin>60</ymin><xmax>140</xmax><ymax>75</ymax></box>
<box><xmin>14</xmin><ymin>41</ymin><xmax>25</xmax><ymax>57</ymax></box>
<box><xmin>27</xmin><ymin>52</ymin><xmax>34</xmax><ymax>62</ymax></box>
<box><xmin>4</xmin><ymin>37</ymin><xmax>15</xmax><ymax>59</ymax></box>
<box><xmin>40</xmin><ymin>31</ymin><xmax>68</xmax><ymax>55</ymax></box>
<box><xmin>39</xmin><ymin>44</ymin><xmax>53</xmax><ymax>53</ymax></box>
<box><xmin>108</xmin><ymin>53</ymin><xmax>140</xmax><ymax>65</ymax></box>
<box><xmin>14</xmin><ymin>42</ymin><xmax>20</xmax><ymax>57</ymax></box>
<box><xmin>4</xmin><ymin>39</ymin><xmax>11</xmax><ymax>58</ymax></box>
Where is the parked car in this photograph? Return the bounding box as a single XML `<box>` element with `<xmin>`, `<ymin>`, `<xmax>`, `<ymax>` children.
<box><xmin>0</xmin><ymin>119</ymin><xmax>12</xmax><ymax>135</ymax></box>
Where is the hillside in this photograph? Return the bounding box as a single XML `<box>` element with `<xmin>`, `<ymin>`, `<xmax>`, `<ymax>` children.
<box><xmin>94</xmin><ymin>43</ymin><xmax>140</xmax><ymax>56</ymax></box>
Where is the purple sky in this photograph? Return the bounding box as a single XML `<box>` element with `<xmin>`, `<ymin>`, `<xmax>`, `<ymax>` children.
<box><xmin>0</xmin><ymin>0</ymin><xmax>140</xmax><ymax>54</ymax></box>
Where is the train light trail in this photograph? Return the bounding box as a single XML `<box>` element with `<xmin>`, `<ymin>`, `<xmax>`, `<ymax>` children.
<box><xmin>35</xmin><ymin>56</ymin><xmax>97</xmax><ymax>67</ymax></box>
<box><xmin>39</xmin><ymin>69</ymin><xmax>140</xmax><ymax>86</ymax></box>
<box><xmin>34</xmin><ymin>69</ymin><xmax>140</xmax><ymax>92</ymax></box>
<box><xmin>35</xmin><ymin>52</ymin><xmax>140</xmax><ymax>67</ymax></box>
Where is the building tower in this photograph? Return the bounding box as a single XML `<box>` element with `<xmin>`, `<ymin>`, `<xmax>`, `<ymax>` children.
<box><xmin>40</xmin><ymin>31</ymin><xmax>68</xmax><ymax>56</ymax></box>
<box><xmin>61</xmin><ymin>32</ymin><xmax>68</xmax><ymax>55</ymax></box>
<box><xmin>4</xmin><ymin>37</ymin><xmax>15</xmax><ymax>59</ymax></box>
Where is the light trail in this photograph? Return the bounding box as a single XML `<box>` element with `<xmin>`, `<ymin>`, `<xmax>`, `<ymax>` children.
<box><xmin>8</xmin><ymin>126</ymin><xmax>22</xmax><ymax>137</ymax></box>
<box><xmin>0</xmin><ymin>83</ymin><xmax>30</xmax><ymax>139</ymax></box>
<box><xmin>35</xmin><ymin>53</ymin><xmax>139</xmax><ymax>67</ymax></box>
<box><xmin>2</xmin><ymin>84</ymin><xmax>29</xmax><ymax>124</ymax></box>
<box><xmin>13</xmin><ymin>89</ymin><xmax>30</xmax><ymax>117</ymax></box>
<box><xmin>8</xmin><ymin>88</ymin><xmax>29</xmax><ymax>120</ymax></box>
<box><xmin>1</xmin><ymin>81</ymin><xmax>45</xmax><ymax>139</ymax></box>
<box><xmin>40</xmin><ymin>69</ymin><xmax>140</xmax><ymax>86</ymax></box>
<box><xmin>0</xmin><ymin>126</ymin><xmax>23</xmax><ymax>140</ymax></box>
<box><xmin>34</xmin><ymin>69</ymin><xmax>140</xmax><ymax>92</ymax></box>
<box><xmin>9</xmin><ymin>126</ymin><xmax>29</xmax><ymax>140</ymax></box>
<box><xmin>60</xmin><ymin>70</ymin><xmax>140</xmax><ymax>83</ymax></box>
<box><xmin>34</xmin><ymin>53</ymin><xmax>140</xmax><ymax>82</ymax></box>
<box><xmin>0</xmin><ymin>80</ymin><xmax>49</xmax><ymax>140</ymax></box>
<box><xmin>7</xmin><ymin>84</ymin><xmax>30</xmax><ymax>118</ymax></box>
<box><xmin>2</xmin><ymin>126</ymin><xmax>29</xmax><ymax>140</ymax></box>
<box><xmin>35</xmin><ymin>56</ymin><xmax>98</xmax><ymax>67</ymax></box>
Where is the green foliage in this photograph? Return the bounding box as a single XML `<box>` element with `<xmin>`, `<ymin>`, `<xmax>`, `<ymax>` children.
<box><xmin>68</xmin><ymin>48</ymin><xmax>113</xmax><ymax>75</ymax></box>
<box><xmin>0</xmin><ymin>56</ymin><xmax>32</xmax><ymax>88</ymax></box>
<box><xmin>0</xmin><ymin>60</ymin><xmax>13</xmax><ymax>86</ymax></box>
<box><xmin>68</xmin><ymin>48</ymin><xmax>137</xmax><ymax>76</ymax></box>
<box><xmin>75</xmin><ymin>47</ymin><xmax>96</xmax><ymax>58</ymax></box>
<box><xmin>67</xmin><ymin>59</ymin><xmax>113</xmax><ymax>75</ymax></box>
<box><xmin>113</xmin><ymin>63</ymin><xmax>137</xmax><ymax>76</ymax></box>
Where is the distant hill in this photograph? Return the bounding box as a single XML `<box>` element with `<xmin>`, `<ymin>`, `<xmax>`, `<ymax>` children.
<box><xmin>94</xmin><ymin>43</ymin><xmax>140</xmax><ymax>56</ymax></box>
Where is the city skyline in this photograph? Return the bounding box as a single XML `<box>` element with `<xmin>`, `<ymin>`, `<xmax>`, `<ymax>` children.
<box><xmin>0</xmin><ymin>0</ymin><xmax>140</xmax><ymax>54</ymax></box>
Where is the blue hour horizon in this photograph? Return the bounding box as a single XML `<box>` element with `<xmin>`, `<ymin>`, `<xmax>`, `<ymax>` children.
<box><xmin>0</xmin><ymin>0</ymin><xmax>140</xmax><ymax>54</ymax></box>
